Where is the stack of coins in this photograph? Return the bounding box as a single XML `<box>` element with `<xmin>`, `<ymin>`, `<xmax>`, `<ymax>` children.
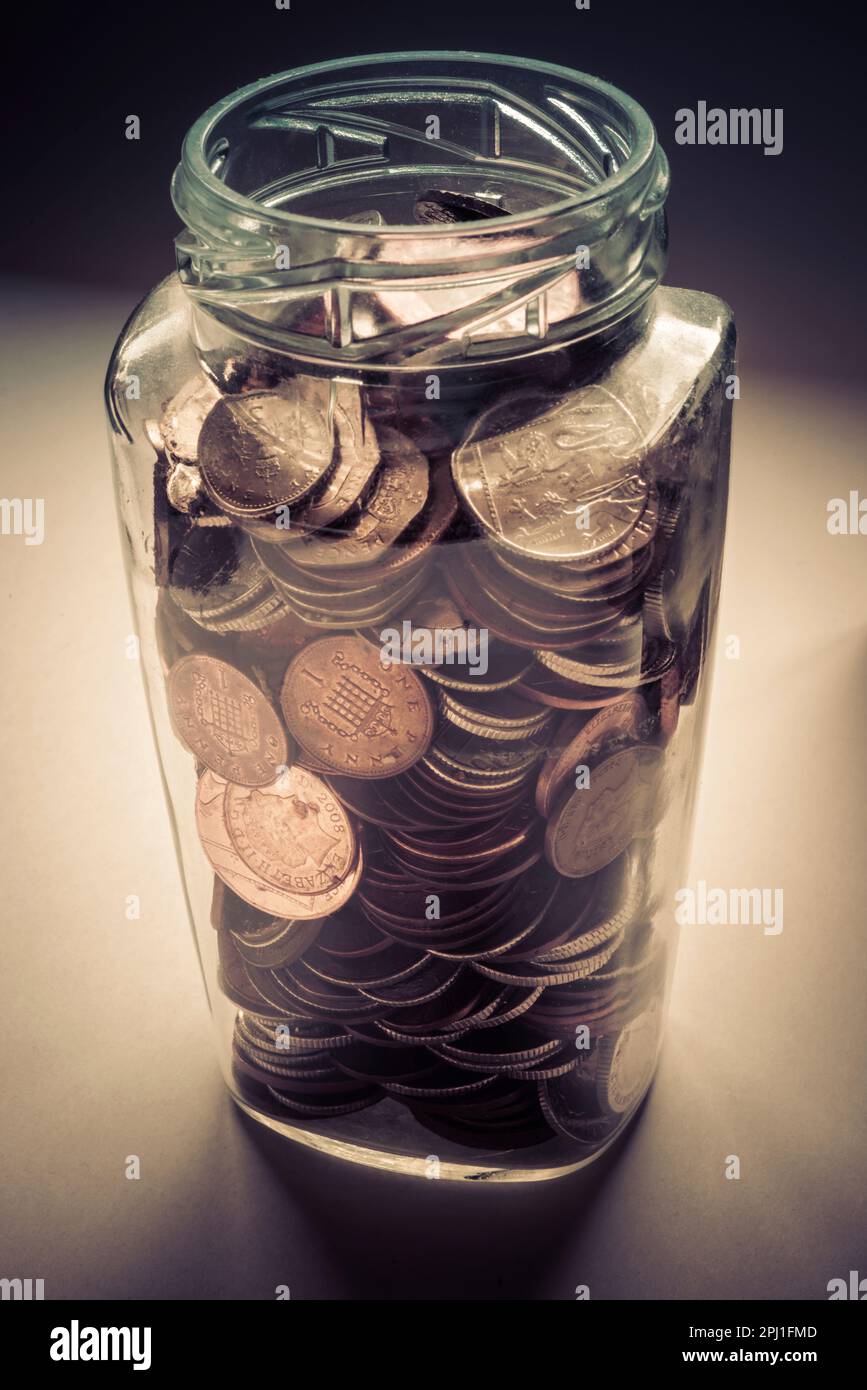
<box><xmin>152</xmin><ymin>358</ymin><xmax>704</xmax><ymax>1155</ymax></box>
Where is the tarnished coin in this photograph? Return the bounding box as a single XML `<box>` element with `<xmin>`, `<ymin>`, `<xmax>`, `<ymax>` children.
<box><xmin>224</xmin><ymin>768</ymin><xmax>356</xmax><ymax>895</ymax></box>
<box><xmin>168</xmin><ymin>655</ymin><xmax>287</xmax><ymax>785</ymax></box>
<box><xmin>595</xmin><ymin>1000</ymin><xmax>662</xmax><ymax>1115</ymax></box>
<box><xmin>170</xmin><ymin>528</ymin><xmax>287</xmax><ymax>633</ymax></box>
<box><xmin>280</xmin><ymin>635</ymin><xmax>434</xmax><ymax>778</ymax></box>
<box><xmin>537</xmin><ymin>1070</ymin><xmax>611</xmax><ymax>1143</ymax></box>
<box><xmin>166</xmin><ymin>460</ymin><xmax>208</xmax><ymax>516</ymax></box>
<box><xmin>414</xmin><ymin>189</ymin><xmax>509</xmax><ymax>223</ymax></box>
<box><xmin>196</xmin><ymin>770</ymin><xmax>362</xmax><ymax>918</ymax></box>
<box><xmin>545</xmin><ymin>745</ymin><xmax>662</xmax><ymax>878</ymax></box>
<box><xmin>453</xmin><ymin>386</ymin><xmax>650</xmax><ymax>561</ymax></box>
<box><xmin>160</xmin><ymin>374</ymin><xmax>223</xmax><ymax>465</ymax></box>
<box><xmin>283</xmin><ymin>426</ymin><xmax>429</xmax><ymax>570</ymax></box>
<box><xmin>211</xmin><ymin>883</ymin><xmax>323</xmax><ymax>967</ymax></box>
<box><xmin>198</xmin><ymin>385</ymin><xmax>333</xmax><ymax>515</ymax></box>
<box><xmin>535</xmin><ymin>694</ymin><xmax>651</xmax><ymax>817</ymax></box>
<box><xmin>232</xmin><ymin>915</ymin><xmax>321</xmax><ymax>969</ymax></box>
<box><xmin>296</xmin><ymin>386</ymin><xmax>381</xmax><ymax>532</ymax></box>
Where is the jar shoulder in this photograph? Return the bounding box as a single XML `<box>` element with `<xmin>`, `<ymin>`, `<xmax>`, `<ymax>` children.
<box><xmin>626</xmin><ymin>285</ymin><xmax>736</xmax><ymax>439</ymax></box>
<box><xmin>565</xmin><ymin>285</ymin><xmax>735</xmax><ymax>477</ymax></box>
<box><xmin>655</xmin><ymin>284</ymin><xmax>736</xmax><ymax>342</ymax></box>
<box><xmin>651</xmin><ymin>284</ymin><xmax>737</xmax><ymax>388</ymax></box>
<box><xmin>105</xmin><ymin>275</ymin><xmax>193</xmax><ymax>438</ymax></box>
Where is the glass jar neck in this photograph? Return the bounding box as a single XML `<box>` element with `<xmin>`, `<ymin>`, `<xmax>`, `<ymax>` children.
<box><xmin>172</xmin><ymin>53</ymin><xmax>669</xmax><ymax>372</ymax></box>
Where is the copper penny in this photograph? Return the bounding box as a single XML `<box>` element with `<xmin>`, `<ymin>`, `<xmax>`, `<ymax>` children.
<box><xmin>536</xmin><ymin>693</ymin><xmax>651</xmax><ymax>817</ymax></box>
<box><xmin>545</xmin><ymin>745</ymin><xmax>662</xmax><ymax>878</ymax></box>
<box><xmin>224</xmin><ymin>767</ymin><xmax>357</xmax><ymax>896</ymax></box>
<box><xmin>198</xmin><ymin>385</ymin><xmax>333</xmax><ymax>515</ymax></box>
<box><xmin>167</xmin><ymin>654</ymin><xmax>287</xmax><ymax>786</ymax></box>
<box><xmin>280</xmin><ymin>636</ymin><xmax>434</xmax><ymax>778</ymax></box>
<box><xmin>196</xmin><ymin>770</ymin><xmax>362</xmax><ymax>918</ymax></box>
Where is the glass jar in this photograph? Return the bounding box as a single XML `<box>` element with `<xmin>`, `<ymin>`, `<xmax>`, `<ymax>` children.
<box><xmin>105</xmin><ymin>52</ymin><xmax>735</xmax><ymax>1181</ymax></box>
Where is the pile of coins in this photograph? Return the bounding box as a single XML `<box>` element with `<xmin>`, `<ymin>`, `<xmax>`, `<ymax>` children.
<box><xmin>150</xmin><ymin>356</ymin><xmax>706</xmax><ymax>1155</ymax></box>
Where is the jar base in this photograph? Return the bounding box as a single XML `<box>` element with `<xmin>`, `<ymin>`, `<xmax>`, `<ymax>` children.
<box><xmin>232</xmin><ymin>1089</ymin><xmax>645</xmax><ymax>1183</ymax></box>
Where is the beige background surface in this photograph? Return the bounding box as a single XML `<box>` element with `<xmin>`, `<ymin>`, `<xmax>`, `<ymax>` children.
<box><xmin>1</xmin><ymin>279</ymin><xmax>864</xmax><ymax>1300</ymax></box>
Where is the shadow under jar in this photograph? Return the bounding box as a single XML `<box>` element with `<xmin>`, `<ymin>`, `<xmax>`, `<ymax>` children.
<box><xmin>105</xmin><ymin>52</ymin><xmax>735</xmax><ymax>1181</ymax></box>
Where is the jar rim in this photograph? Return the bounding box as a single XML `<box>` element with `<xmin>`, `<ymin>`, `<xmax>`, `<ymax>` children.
<box><xmin>177</xmin><ymin>50</ymin><xmax>660</xmax><ymax>239</ymax></box>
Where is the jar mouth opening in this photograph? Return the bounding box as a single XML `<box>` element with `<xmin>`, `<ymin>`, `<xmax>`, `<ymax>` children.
<box><xmin>176</xmin><ymin>50</ymin><xmax>660</xmax><ymax>239</ymax></box>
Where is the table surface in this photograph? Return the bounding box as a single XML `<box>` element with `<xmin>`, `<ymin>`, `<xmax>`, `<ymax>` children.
<box><xmin>1</xmin><ymin>279</ymin><xmax>864</xmax><ymax>1301</ymax></box>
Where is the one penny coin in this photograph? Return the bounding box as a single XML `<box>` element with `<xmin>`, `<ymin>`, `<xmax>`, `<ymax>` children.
<box><xmin>280</xmin><ymin>636</ymin><xmax>434</xmax><ymax>778</ymax></box>
<box><xmin>168</xmin><ymin>654</ymin><xmax>287</xmax><ymax>786</ymax></box>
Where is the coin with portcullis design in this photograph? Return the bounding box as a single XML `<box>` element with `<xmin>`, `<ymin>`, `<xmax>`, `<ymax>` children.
<box><xmin>280</xmin><ymin>636</ymin><xmax>434</xmax><ymax>778</ymax></box>
<box><xmin>224</xmin><ymin>768</ymin><xmax>357</xmax><ymax>896</ymax></box>
<box><xmin>168</xmin><ymin>654</ymin><xmax>287</xmax><ymax>786</ymax></box>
